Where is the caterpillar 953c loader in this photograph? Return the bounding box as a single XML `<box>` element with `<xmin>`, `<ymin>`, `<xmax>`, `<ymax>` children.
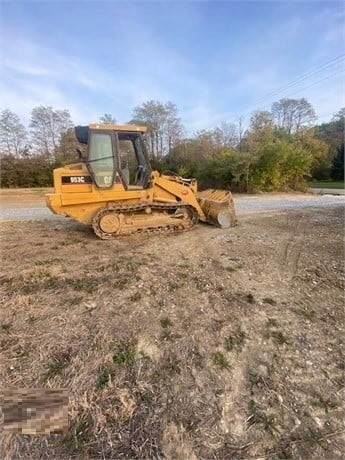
<box><xmin>45</xmin><ymin>124</ymin><xmax>237</xmax><ymax>239</ymax></box>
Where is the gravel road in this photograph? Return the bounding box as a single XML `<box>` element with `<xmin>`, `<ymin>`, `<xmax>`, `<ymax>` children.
<box><xmin>0</xmin><ymin>193</ymin><xmax>344</xmax><ymax>222</ymax></box>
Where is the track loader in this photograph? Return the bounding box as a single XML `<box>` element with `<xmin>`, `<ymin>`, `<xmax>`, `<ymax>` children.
<box><xmin>46</xmin><ymin>124</ymin><xmax>237</xmax><ymax>239</ymax></box>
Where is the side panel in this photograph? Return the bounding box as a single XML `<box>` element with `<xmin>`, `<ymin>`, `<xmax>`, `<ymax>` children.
<box><xmin>153</xmin><ymin>176</ymin><xmax>206</xmax><ymax>221</ymax></box>
<box><xmin>46</xmin><ymin>163</ymin><xmax>154</xmax><ymax>224</ymax></box>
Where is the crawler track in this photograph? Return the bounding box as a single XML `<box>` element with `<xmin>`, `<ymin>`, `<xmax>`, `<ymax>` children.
<box><xmin>92</xmin><ymin>202</ymin><xmax>199</xmax><ymax>239</ymax></box>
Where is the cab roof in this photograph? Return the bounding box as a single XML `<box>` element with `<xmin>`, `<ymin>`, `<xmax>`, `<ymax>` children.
<box><xmin>89</xmin><ymin>123</ymin><xmax>147</xmax><ymax>133</ymax></box>
<box><xmin>75</xmin><ymin>124</ymin><xmax>148</xmax><ymax>145</ymax></box>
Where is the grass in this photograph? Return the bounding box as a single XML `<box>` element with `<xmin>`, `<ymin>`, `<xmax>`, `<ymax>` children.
<box><xmin>295</xmin><ymin>306</ymin><xmax>316</xmax><ymax>320</ymax></box>
<box><xmin>160</xmin><ymin>317</ymin><xmax>173</xmax><ymax>328</ymax></box>
<box><xmin>263</xmin><ymin>297</ymin><xmax>277</xmax><ymax>305</ymax></box>
<box><xmin>309</xmin><ymin>180</ymin><xmax>344</xmax><ymax>189</ymax></box>
<box><xmin>97</xmin><ymin>367</ymin><xmax>111</xmax><ymax>389</ymax></box>
<box><xmin>112</xmin><ymin>342</ymin><xmax>136</xmax><ymax>366</ymax></box>
<box><xmin>224</xmin><ymin>327</ymin><xmax>246</xmax><ymax>352</ymax></box>
<box><xmin>247</xmin><ymin>399</ymin><xmax>280</xmax><ymax>435</ymax></box>
<box><xmin>212</xmin><ymin>352</ymin><xmax>231</xmax><ymax>370</ymax></box>
<box><xmin>264</xmin><ymin>319</ymin><xmax>289</xmax><ymax>345</ymax></box>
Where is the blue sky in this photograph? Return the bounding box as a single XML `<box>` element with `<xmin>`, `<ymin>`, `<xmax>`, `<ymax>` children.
<box><xmin>1</xmin><ymin>1</ymin><xmax>344</xmax><ymax>134</ymax></box>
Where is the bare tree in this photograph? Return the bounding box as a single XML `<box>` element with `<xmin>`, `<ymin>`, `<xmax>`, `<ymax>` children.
<box><xmin>131</xmin><ymin>100</ymin><xmax>184</xmax><ymax>158</ymax></box>
<box><xmin>213</xmin><ymin>122</ymin><xmax>239</xmax><ymax>149</ymax></box>
<box><xmin>271</xmin><ymin>98</ymin><xmax>316</xmax><ymax>134</ymax></box>
<box><xmin>30</xmin><ymin>106</ymin><xmax>73</xmax><ymax>156</ymax></box>
<box><xmin>331</xmin><ymin>107</ymin><xmax>345</xmax><ymax>122</ymax></box>
<box><xmin>0</xmin><ymin>109</ymin><xmax>28</xmax><ymax>157</ymax></box>
<box><xmin>99</xmin><ymin>113</ymin><xmax>117</xmax><ymax>124</ymax></box>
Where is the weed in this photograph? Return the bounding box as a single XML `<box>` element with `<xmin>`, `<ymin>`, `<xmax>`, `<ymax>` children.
<box><xmin>177</xmin><ymin>271</ymin><xmax>189</xmax><ymax>280</ymax></box>
<box><xmin>160</xmin><ymin>317</ymin><xmax>173</xmax><ymax>328</ymax></box>
<box><xmin>0</xmin><ymin>276</ymin><xmax>12</xmax><ymax>287</ymax></box>
<box><xmin>46</xmin><ymin>347</ymin><xmax>73</xmax><ymax>379</ymax></box>
<box><xmin>97</xmin><ymin>367</ymin><xmax>111</xmax><ymax>389</ymax></box>
<box><xmin>113</xmin><ymin>341</ymin><xmax>136</xmax><ymax>366</ymax></box>
<box><xmin>264</xmin><ymin>330</ymin><xmax>289</xmax><ymax>345</ymax></box>
<box><xmin>64</xmin><ymin>413</ymin><xmax>92</xmax><ymax>453</ymax></box>
<box><xmin>167</xmin><ymin>281</ymin><xmax>179</xmax><ymax>292</ymax></box>
<box><xmin>224</xmin><ymin>327</ymin><xmax>246</xmax><ymax>352</ymax></box>
<box><xmin>152</xmin><ymin>358</ymin><xmax>181</xmax><ymax>381</ymax></box>
<box><xmin>247</xmin><ymin>399</ymin><xmax>279</xmax><ymax>435</ymax></box>
<box><xmin>225</xmin><ymin>266</ymin><xmax>236</xmax><ymax>273</ymax></box>
<box><xmin>66</xmin><ymin>295</ymin><xmax>84</xmax><ymax>307</ymax></box>
<box><xmin>160</xmin><ymin>329</ymin><xmax>181</xmax><ymax>342</ymax></box>
<box><xmin>124</xmin><ymin>259</ymin><xmax>136</xmax><ymax>272</ymax></box>
<box><xmin>275</xmin><ymin>448</ymin><xmax>293</xmax><ymax>459</ymax></box>
<box><xmin>26</xmin><ymin>314</ymin><xmax>37</xmax><ymax>324</ymax></box>
<box><xmin>310</xmin><ymin>393</ymin><xmax>338</xmax><ymax>413</ymax></box>
<box><xmin>246</xmin><ymin>293</ymin><xmax>255</xmax><ymax>304</ymax></box>
<box><xmin>1</xmin><ymin>323</ymin><xmax>12</xmax><ymax>332</ymax></box>
<box><xmin>34</xmin><ymin>258</ymin><xmax>61</xmax><ymax>266</ymax></box>
<box><xmin>212</xmin><ymin>352</ymin><xmax>231</xmax><ymax>370</ymax></box>
<box><xmin>114</xmin><ymin>277</ymin><xmax>129</xmax><ymax>290</ymax></box>
<box><xmin>263</xmin><ymin>297</ymin><xmax>276</xmax><ymax>305</ymax></box>
<box><xmin>266</xmin><ymin>317</ymin><xmax>279</xmax><ymax>328</ymax></box>
<box><xmin>16</xmin><ymin>272</ymin><xmax>61</xmax><ymax>294</ymax></box>
<box><xmin>178</xmin><ymin>263</ymin><xmax>190</xmax><ymax>269</ymax></box>
<box><xmin>193</xmin><ymin>276</ymin><xmax>206</xmax><ymax>291</ymax></box>
<box><xmin>71</xmin><ymin>276</ymin><xmax>99</xmax><ymax>293</ymax></box>
<box><xmin>141</xmin><ymin>391</ymin><xmax>154</xmax><ymax>405</ymax></box>
<box><xmin>296</xmin><ymin>307</ymin><xmax>316</xmax><ymax>320</ymax></box>
<box><xmin>248</xmin><ymin>371</ymin><xmax>262</xmax><ymax>387</ymax></box>
<box><xmin>130</xmin><ymin>291</ymin><xmax>142</xmax><ymax>302</ymax></box>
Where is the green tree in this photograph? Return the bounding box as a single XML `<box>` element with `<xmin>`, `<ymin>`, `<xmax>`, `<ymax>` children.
<box><xmin>242</xmin><ymin>110</ymin><xmax>275</xmax><ymax>153</ymax></box>
<box><xmin>197</xmin><ymin>149</ymin><xmax>238</xmax><ymax>189</ymax></box>
<box><xmin>0</xmin><ymin>154</ymin><xmax>20</xmax><ymax>187</ymax></box>
<box><xmin>315</xmin><ymin>108</ymin><xmax>344</xmax><ymax>159</ymax></box>
<box><xmin>295</xmin><ymin>128</ymin><xmax>330</xmax><ymax>180</ymax></box>
<box><xmin>330</xmin><ymin>143</ymin><xmax>344</xmax><ymax>181</ymax></box>
<box><xmin>251</xmin><ymin>140</ymin><xmax>312</xmax><ymax>191</ymax></box>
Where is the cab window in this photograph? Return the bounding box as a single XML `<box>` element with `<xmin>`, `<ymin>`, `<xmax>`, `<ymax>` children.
<box><xmin>88</xmin><ymin>133</ymin><xmax>114</xmax><ymax>188</ymax></box>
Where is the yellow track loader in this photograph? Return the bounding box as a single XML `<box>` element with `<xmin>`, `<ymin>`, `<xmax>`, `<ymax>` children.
<box><xmin>46</xmin><ymin>124</ymin><xmax>237</xmax><ymax>239</ymax></box>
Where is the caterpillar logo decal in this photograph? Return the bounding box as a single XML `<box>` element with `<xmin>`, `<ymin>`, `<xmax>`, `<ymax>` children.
<box><xmin>62</xmin><ymin>176</ymin><xmax>92</xmax><ymax>184</ymax></box>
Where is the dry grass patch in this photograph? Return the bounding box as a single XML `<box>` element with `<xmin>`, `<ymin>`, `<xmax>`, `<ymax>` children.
<box><xmin>1</xmin><ymin>207</ymin><xmax>344</xmax><ymax>459</ymax></box>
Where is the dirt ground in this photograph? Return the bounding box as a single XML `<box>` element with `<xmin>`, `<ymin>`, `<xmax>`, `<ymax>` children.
<box><xmin>0</xmin><ymin>192</ymin><xmax>344</xmax><ymax>459</ymax></box>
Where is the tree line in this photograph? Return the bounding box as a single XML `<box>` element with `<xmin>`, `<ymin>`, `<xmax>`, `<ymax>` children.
<box><xmin>0</xmin><ymin>99</ymin><xmax>343</xmax><ymax>190</ymax></box>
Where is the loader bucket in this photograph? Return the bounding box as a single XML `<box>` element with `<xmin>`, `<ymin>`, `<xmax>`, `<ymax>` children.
<box><xmin>197</xmin><ymin>189</ymin><xmax>238</xmax><ymax>228</ymax></box>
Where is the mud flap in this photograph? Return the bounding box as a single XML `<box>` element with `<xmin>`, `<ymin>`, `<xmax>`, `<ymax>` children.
<box><xmin>197</xmin><ymin>189</ymin><xmax>238</xmax><ymax>228</ymax></box>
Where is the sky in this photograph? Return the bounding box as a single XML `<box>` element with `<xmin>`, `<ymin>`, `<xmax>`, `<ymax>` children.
<box><xmin>0</xmin><ymin>0</ymin><xmax>344</xmax><ymax>134</ymax></box>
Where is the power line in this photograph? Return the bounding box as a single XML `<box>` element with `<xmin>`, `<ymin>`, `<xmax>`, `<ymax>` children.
<box><xmin>252</xmin><ymin>54</ymin><xmax>344</xmax><ymax>107</ymax></box>
<box><xmin>241</xmin><ymin>69</ymin><xmax>344</xmax><ymax>121</ymax></box>
<box><xmin>237</xmin><ymin>54</ymin><xmax>345</xmax><ymax>121</ymax></box>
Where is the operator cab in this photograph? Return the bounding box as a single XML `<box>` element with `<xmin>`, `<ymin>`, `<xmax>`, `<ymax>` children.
<box><xmin>75</xmin><ymin>124</ymin><xmax>151</xmax><ymax>190</ymax></box>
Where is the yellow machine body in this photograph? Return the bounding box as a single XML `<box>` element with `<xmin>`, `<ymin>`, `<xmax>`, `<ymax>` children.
<box><xmin>46</xmin><ymin>124</ymin><xmax>237</xmax><ymax>239</ymax></box>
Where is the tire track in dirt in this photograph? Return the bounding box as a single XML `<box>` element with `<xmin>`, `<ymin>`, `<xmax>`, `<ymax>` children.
<box><xmin>277</xmin><ymin>215</ymin><xmax>308</xmax><ymax>276</ymax></box>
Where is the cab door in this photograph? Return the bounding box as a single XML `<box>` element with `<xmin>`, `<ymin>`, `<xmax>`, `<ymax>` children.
<box><xmin>87</xmin><ymin>131</ymin><xmax>116</xmax><ymax>188</ymax></box>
